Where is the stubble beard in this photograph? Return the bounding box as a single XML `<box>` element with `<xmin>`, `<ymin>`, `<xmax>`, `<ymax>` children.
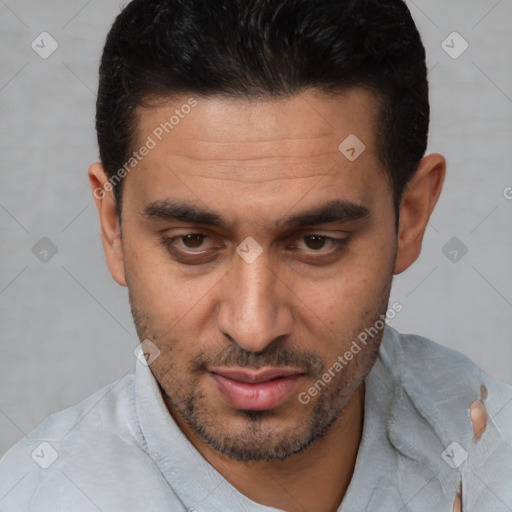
<box><xmin>129</xmin><ymin>296</ymin><xmax>391</xmax><ymax>462</ymax></box>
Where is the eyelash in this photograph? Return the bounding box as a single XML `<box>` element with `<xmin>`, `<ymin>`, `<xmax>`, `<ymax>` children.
<box><xmin>160</xmin><ymin>233</ymin><xmax>348</xmax><ymax>264</ymax></box>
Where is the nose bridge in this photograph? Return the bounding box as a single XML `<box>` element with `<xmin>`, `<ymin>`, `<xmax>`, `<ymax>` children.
<box><xmin>217</xmin><ymin>250</ymin><xmax>291</xmax><ymax>353</ymax></box>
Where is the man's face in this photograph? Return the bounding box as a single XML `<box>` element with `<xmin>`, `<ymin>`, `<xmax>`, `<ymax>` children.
<box><xmin>119</xmin><ymin>89</ymin><xmax>397</xmax><ymax>460</ymax></box>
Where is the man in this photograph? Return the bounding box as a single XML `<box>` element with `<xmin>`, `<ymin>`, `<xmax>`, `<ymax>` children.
<box><xmin>1</xmin><ymin>0</ymin><xmax>511</xmax><ymax>510</ymax></box>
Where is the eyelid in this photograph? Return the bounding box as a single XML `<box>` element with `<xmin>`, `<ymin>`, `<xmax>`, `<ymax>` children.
<box><xmin>162</xmin><ymin>233</ymin><xmax>214</xmax><ymax>251</ymax></box>
<box><xmin>291</xmin><ymin>235</ymin><xmax>348</xmax><ymax>252</ymax></box>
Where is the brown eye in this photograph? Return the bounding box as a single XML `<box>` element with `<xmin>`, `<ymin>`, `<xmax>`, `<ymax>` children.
<box><xmin>161</xmin><ymin>232</ymin><xmax>221</xmax><ymax>266</ymax></box>
<box><xmin>181</xmin><ymin>234</ymin><xmax>206</xmax><ymax>249</ymax></box>
<box><xmin>291</xmin><ymin>235</ymin><xmax>347</xmax><ymax>261</ymax></box>
<box><xmin>303</xmin><ymin>235</ymin><xmax>328</xmax><ymax>250</ymax></box>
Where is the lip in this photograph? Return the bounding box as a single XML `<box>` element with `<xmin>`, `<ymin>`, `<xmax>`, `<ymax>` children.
<box><xmin>209</xmin><ymin>366</ymin><xmax>304</xmax><ymax>411</ymax></box>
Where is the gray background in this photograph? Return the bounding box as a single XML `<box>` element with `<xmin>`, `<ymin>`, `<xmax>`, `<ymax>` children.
<box><xmin>0</xmin><ymin>0</ymin><xmax>511</xmax><ymax>458</ymax></box>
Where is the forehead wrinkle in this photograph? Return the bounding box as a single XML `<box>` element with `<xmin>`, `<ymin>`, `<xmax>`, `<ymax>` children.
<box><xmin>162</xmin><ymin>143</ymin><xmax>342</xmax><ymax>163</ymax></box>
<box><xmin>185</xmin><ymin>173</ymin><xmax>333</xmax><ymax>184</ymax></box>
<box><xmin>159</xmin><ymin>134</ymin><xmax>335</xmax><ymax>143</ymax></box>
<box><xmin>157</xmin><ymin>151</ymin><xmax>344</xmax><ymax>184</ymax></box>
<box><xmin>135</xmin><ymin>109</ymin><xmax>337</xmax><ymax>148</ymax></box>
<box><xmin>166</xmin><ymin>152</ymin><xmax>340</xmax><ymax>164</ymax></box>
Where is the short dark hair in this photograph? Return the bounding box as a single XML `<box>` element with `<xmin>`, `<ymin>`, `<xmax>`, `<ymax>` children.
<box><xmin>96</xmin><ymin>0</ymin><xmax>429</xmax><ymax>217</ymax></box>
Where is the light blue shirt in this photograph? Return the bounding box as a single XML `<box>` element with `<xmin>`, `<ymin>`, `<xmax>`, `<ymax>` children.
<box><xmin>1</xmin><ymin>326</ymin><xmax>511</xmax><ymax>511</ymax></box>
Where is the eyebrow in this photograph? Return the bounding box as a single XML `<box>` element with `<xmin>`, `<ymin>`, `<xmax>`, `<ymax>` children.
<box><xmin>142</xmin><ymin>198</ymin><xmax>370</xmax><ymax>231</ymax></box>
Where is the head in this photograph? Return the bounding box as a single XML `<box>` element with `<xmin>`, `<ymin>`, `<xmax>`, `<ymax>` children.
<box><xmin>89</xmin><ymin>0</ymin><xmax>445</xmax><ymax>461</ymax></box>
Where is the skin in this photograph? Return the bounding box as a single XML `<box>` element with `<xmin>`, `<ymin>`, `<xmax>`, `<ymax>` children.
<box><xmin>89</xmin><ymin>88</ymin><xmax>445</xmax><ymax>512</ymax></box>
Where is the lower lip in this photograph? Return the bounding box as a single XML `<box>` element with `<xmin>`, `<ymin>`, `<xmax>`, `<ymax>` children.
<box><xmin>210</xmin><ymin>373</ymin><xmax>302</xmax><ymax>411</ymax></box>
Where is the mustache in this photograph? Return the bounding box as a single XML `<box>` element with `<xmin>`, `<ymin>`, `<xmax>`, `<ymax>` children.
<box><xmin>191</xmin><ymin>340</ymin><xmax>325</xmax><ymax>374</ymax></box>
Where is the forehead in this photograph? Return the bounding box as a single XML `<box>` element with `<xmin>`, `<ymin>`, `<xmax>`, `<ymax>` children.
<box><xmin>135</xmin><ymin>88</ymin><xmax>380</xmax><ymax>163</ymax></box>
<box><xmin>124</xmin><ymin>89</ymin><xmax>389</xmax><ymax>224</ymax></box>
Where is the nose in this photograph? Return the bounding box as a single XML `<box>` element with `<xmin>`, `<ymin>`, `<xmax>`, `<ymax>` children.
<box><xmin>216</xmin><ymin>249</ymin><xmax>294</xmax><ymax>353</ymax></box>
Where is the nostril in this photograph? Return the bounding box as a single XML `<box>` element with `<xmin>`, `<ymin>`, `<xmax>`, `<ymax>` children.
<box><xmin>470</xmin><ymin>399</ymin><xmax>487</xmax><ymax>440</ymax></box>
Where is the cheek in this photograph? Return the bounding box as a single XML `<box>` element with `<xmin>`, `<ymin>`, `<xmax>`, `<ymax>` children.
<box><xmin>124</xmin><ymin>236</ymin><xmax>220</xmax><ymax>335</ymax></box>
<box><xmin>297</xmin><ymin>240</ymin><xmax>394</xmax><ymax>325</ymax></box>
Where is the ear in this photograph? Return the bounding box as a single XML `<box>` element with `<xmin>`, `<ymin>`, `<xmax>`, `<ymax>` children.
<box><xmin>88</xmin><ymin>162</ymin><xmax>127</xmax><ymax>287</ymax></box>
<box><xmin>394</xmin><ymin>153</ymin><xmax>446</xmax><ymax>275</ymax></box>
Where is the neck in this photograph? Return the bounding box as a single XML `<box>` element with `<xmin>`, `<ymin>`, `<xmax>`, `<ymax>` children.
<box><xmin>169</xmin><ymin>382</ymin><xmax>365</xmax><ymax>512</ymax></box>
